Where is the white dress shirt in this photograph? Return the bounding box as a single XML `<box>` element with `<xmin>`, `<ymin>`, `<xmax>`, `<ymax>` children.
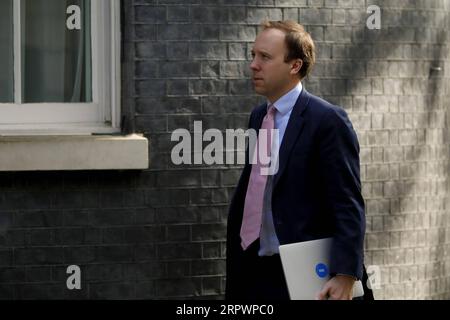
<box><xmin>258</xmin><ymin>81</ymin><xmax>303</xmax><ymax>256</ymax></box>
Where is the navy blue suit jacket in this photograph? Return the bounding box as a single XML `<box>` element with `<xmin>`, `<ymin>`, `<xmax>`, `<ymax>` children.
<box><xmin>226</xmin><ymin>89</ymin><xmax>366</xmax><ymax>296</ymax></box>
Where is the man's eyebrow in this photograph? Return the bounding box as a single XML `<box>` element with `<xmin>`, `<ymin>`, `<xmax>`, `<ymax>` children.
<box><xmin>259</xmin><ymin>50</ymin><xmax>272</xmax><ymax>57</ymax></box>
<box><xmin>251</xmin><ymin>49</ymin><xmax>272</xmax><ymax>56</ymax></box>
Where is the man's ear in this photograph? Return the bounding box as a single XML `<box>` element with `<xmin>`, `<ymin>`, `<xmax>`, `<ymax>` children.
<box><xmin>290</xmin><ymin>59</ymin><xmax>303</xmax><ymax>76</ymax></box>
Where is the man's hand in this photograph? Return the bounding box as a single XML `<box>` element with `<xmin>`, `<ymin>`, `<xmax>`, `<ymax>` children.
<box><xmin>316</xmin><ymin>275</ymin><xmax>356</xmax><ymax>300</ymax></box>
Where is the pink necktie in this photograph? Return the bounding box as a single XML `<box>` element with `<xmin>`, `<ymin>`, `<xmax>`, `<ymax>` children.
<box><xmin>240</xmin><ymin>105</ymin><xmax>276</xmax><ymax>250</ymax></box>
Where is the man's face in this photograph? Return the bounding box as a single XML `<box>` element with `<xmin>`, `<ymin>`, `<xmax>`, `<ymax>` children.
<box><xmin>250</xmin><ymin>28</ymin><xmax>300</xmax><ymax>102</ymax></box>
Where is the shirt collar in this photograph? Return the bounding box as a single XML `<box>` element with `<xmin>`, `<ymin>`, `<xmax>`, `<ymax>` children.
<box><xmin>267</xmin><ymin>82</ymin><xmax>303</xmax><ymax>116</ymax></box>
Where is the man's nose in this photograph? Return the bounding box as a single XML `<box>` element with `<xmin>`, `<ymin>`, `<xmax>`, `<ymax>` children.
<box><xmin>250</xmin><ymin>58</ymin><xmax>259</xmax><ymax>71</ymax></box>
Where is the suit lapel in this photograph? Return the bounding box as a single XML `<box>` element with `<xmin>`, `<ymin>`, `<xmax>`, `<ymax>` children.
<box><xmin>253</xmin><ymin>103</ymin><xmax>267</xmax><ymax>131</ymax></box>
<box><xmin>273</xmin><ymin>89</ymin><xmax>310</xmax><ymax>189</ymax></box>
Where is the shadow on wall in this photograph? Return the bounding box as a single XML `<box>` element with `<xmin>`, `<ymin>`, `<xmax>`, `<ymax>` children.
<box><xmin>307</xmin><ymin>2</ymin><xmax>450</xmax><ymax>299</ymax></box>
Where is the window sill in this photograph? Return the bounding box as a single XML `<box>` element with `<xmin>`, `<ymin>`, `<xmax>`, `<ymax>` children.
<box><xmin>0</xmin><ymin>134</ymin><xmax>149</xmax><ymax>171</ymax></box>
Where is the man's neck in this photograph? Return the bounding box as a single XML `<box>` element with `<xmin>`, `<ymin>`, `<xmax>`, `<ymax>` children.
<box><xmin>268</xmin><ymin>81</ymin><xmax>301</xmax><ymax>104</ymax></box>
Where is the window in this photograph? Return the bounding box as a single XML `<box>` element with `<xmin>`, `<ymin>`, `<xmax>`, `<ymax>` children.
<box><xmin>0</xmin><ymin>0</ymin><xmax>121</xmax><ymax>135</ymax></box>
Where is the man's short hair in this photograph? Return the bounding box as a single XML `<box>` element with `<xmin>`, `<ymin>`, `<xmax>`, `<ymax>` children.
<box><xmin>262</xmin><ymin>20</ymin><xmax>316</xmax><ymax>80</ymax></box>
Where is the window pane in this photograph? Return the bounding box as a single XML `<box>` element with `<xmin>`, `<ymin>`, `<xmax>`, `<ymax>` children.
<box><xmin>22</xmin><ymin>0</ymin><xmax>92</xmax><ymax>103</ymax></box>
<box><xmin>0</xmin><ymin>0</ymin><xmax>14</xmax><ymax>102</ymax></box>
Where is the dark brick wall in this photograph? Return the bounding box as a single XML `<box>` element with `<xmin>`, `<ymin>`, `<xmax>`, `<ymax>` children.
<box><xmin>1</xmin><ymin>0</ymin><xmax>450</xmax><ymax>299</ymax></box>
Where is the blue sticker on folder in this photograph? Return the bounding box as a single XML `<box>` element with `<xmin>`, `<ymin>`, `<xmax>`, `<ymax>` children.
<box><xmin>315</xmin><ymin>263</ymin><xmax>329</xmax><ymax>278</ymax></box>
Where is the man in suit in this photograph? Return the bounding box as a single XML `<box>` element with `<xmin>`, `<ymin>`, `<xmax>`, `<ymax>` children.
<box><xmin>226</xmin><ymin>20</ymin><xmax>372</xmax><ymax>300</ymax></box>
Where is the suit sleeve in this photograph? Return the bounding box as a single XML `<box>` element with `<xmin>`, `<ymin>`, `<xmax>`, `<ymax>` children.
<box><xmin>316</xmin><ymin>107</ymin><xmax>365</xmax><ymax>280</ymax></box>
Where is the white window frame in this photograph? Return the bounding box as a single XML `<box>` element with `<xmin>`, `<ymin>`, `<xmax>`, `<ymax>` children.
<box><xmin>0</xmin><ymin>0</ymin><xmax>121</xmax><ymax>135</ymax></box>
